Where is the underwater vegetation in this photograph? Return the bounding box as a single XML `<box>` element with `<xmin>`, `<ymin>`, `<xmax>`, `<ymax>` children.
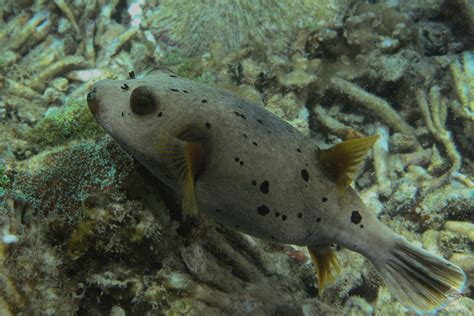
<box><xmin>0</xmin><ymin>0</ymin><xmax>473</xmax><ymax>315</ymax></box>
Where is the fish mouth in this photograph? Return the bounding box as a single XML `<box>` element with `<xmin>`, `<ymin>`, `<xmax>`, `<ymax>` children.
<box><xmin>86</xmin><ymin>84</ymin><xmax>112</xmax><ymax>133</ymax></box>
<box><xmin>86</xmin><ymin>86</ymin><xmax>99</xmax><ymax>114</ymax></box>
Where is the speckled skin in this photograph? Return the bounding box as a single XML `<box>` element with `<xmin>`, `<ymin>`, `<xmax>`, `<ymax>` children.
<box><xmin>87</xmin><ymin>69</ymin><xmax>398</xmax><ymax>258</ymax></box>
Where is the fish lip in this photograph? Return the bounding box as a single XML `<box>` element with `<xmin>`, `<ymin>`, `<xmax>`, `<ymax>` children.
<box><xmin>86</xmin><ymin>86</ymin><xmax>99</xmax><ymax>114</ymax></box>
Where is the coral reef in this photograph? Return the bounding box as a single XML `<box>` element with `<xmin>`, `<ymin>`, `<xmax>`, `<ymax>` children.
<box><xmin>157</xmin><ymin>0</ymin><xmax>350</xmax><ymax>55</ymax></box>
<box><xmin>0</xmin><ymin>0</ymin><xmax>473</xmax><ymax>314</ymax></box>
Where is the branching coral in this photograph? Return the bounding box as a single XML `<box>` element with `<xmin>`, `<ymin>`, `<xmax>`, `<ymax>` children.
<box><xmin>53</xmin><ymin>0</ymin><xmax>81</xmax><ymax>36</ymax></box>
<box><xmin>373</xmin><ymin>124</ymin><xmax>392</xmax><ymax>197</ymax></box>
<box><xmin>329</xmin><ymin>77</ymin><xmax>418</xmax><ymax>143</ymax></box>
<box><xmin>416</xmin><ymin>86</ymin><xmax>472</xmax><ymax>190</ymax></box>
<box><xmin>450</xmin><ymin>51</ymin><xmax>474</xmax><ymax>122</ymax></box>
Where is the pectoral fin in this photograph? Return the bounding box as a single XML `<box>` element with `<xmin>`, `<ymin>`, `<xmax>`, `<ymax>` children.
<box><xmin>318</xmin><ymin>135</ymin><xmax>378</xmax><ymax>193</ymax></box>
<box><xmin>158</xmin><ymin>138</ymin><xmax>205</xmax><ymax>215</ymax></box>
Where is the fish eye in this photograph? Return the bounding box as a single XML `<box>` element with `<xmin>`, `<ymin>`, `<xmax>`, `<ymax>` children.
<box><xmin>130</xmin><ymin>86</ymin><xmax>158</xmax><ymax>115</ymax></box>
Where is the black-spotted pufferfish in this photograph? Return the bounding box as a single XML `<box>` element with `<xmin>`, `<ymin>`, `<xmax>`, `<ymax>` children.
<box><xmin>87</xmin><ymin>69</ymin><xmax>466</xmax><ymax>313</ymax></box>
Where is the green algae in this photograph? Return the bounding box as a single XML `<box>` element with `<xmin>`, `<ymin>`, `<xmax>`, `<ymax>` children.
<box><xmin>24</xmin><ymin>99</ymin><xmax>103</xmax><ymax>148</ymax></box>
<box><xmin>0</xmin><ymin>160</ymin><xmax>10</xmax><ymax>197</ymax></box>
<box><xmin>160</xmin><ymin>52</ymin><xmax>204</xmax><ymax>79</ymax></box>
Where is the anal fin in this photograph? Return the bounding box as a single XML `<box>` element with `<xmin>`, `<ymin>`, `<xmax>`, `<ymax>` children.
<box><xmin>308</xmin><ymin>245</ymin><xmax>341</xmax><ymax>294</ymax></box>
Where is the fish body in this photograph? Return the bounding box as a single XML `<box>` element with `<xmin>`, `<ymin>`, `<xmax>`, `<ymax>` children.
<box><xmin>87</xmin><ymin>69</ymin><xmax>466</xmax><ymax>313</ymax></box>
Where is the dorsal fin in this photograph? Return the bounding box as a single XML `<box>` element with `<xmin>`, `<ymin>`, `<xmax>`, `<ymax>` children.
<box><xmin>318</xmin><ymin>135</ymin><xmax>378</xmax><ymax>193</ymax></box>
<box><xmin>158</xmin><ymin>137</ymin><xmax>205</xmax><ymax>215</ymax></box>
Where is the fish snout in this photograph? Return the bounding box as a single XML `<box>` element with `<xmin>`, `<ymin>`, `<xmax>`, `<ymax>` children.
<box><xmin>87</xmin><ymin>86</ymin><xmax>99</xmax><ymax>114</ymax></box>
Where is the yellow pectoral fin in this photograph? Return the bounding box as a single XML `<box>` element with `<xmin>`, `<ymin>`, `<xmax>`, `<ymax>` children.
<box><xmin>308</xmin><ymin>245</ymin><xmax>341</xmax><ymax>294</ymax></box>
<box><xmin>318</xmin><ymin>135</ymin><xmax>378</xmax><ymax>193</ymax></box>
<box><xmin>158</xmin><ymin>138</ymin><xmax>205</xmax><ymax>216</ymax></box>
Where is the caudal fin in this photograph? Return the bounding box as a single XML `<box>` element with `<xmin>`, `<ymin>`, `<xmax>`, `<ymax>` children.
<box><xmin>373</xmin><ymin>237</ymin><xmax>466</xmax><ymax>313</ymax></box>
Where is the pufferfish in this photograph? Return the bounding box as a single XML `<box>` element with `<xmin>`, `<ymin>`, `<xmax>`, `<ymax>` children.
<box><xmin>87</xmin><ymin>69</ymin><xmax>466</xmax><ymax>313</ymax></box>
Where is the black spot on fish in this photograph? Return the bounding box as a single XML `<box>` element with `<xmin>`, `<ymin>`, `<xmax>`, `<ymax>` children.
<box><xmin>253</xmin><ymin>141</ymin><xmax>258</xmax><ymax>146</ymax></box>
<box><xmin>235</xmin><ymin>224</ymin><xmax>240</xmax><ymax>228</ymax></box>
<box><xmin>271</xmin><ymin>236</ymin><xmax>275</xmax><ymax>240</ymax></box>
<box><xmin>297</xmin><ymin>148</ymin><xmax>301</xmax><ymax>153</ymax></box>
<box><xmin>205</xmin><ymin>122</ymin><xmax>211</xmax><ymax>129</ymax></box>
<box><xmin>322</xmin><ymin>197</ymin><xmax>328</xmax><ymax>202</ymax></box>
<box><xmin>256</xmin><ymin>119</ymin><xmax>263</xmax><ymax>124</ymax></box>
<box><xmin>298</xmin><ymin>212</ymin><xmax>303</xmax><ymax>218</ymax></box>
<box><xmin>260</xmin><ymin>181</ymin><xmax>269</xmax><ymax>194</ymax></box>
<box><xmin>183</xmin><ymin>90</ymin><xmax>189</xmax><ymax>93</ymax></box>
<box><xmin>267</xmin><ymin>130</ymin><xmax>271</xmax><ymax>134</ymax></box>
<box><xmin>235</xmin><ymin>157</ymin><xmax>240</xmax><ymax>162</ymax></box>
<box><xmin>252</xmin><ymin>180</ymin><xmax>257</xmax><ymax>186</ymax></box>
<box><xmin>351</xmin><ymin>210</ymin><xmax>362</xmax><ymax>224</ymax></box>
<box><xmin>301</xmin><ymin>169</ymin><xmax>309</xmax><ymax>182</ymax></box>
<box><xmin>360</xmin><ymin>225</ymin><xmax>364</xmax><ymax>228</ymax></box>
<box><xmin>129</xmin><ymin>70</ymin><xmax>135</xmax><ymax>79</ymax></box>
<box><xmin>257</xmin><ymin>205</ymin><xmax>270</xmax><ymax>216</ymax></box>
<box><xmin>215</xmin><ymin>209</ymin><xmax>221</xmax><ymax>213</ymax></box>
<box><xmin>121</xmin><ymin>112</ymin><xmax>124</xmax><ymax>117</ymax></box>
<box><xmin>128</xmin><ymin>112</ymin><xmax>131</xmax><ymax>115</ymax></box>
<box><xmin>275</xmin><ymin>212</ymin><xmax>280</xmax><ymax>217</ymax></box>
<box><xmin>171</xmin><ymin>88</ymin><xmax>179</xmax><ymax>92</ymax></box>
<box><xmin>170</xmin><ymin>74</ymin><xmax>177</xmax><ymax>78</ymax></box>
<box><xmin>158</xmin><ymin>112</ymin><xmax>163</xmax><ymax>117</ymax></box>
<box><xmin>239</xmin><ymin>161</ymin><xmax>244</xmax><ymax>165</ymax></box>
<box><xmin>201</xmin><ymin>99</ymin><xmax>207</xmax><ymax>103</ymax></box>
<box><xmin>121</xmin><ymin>83</ymin><xmax>129</xmax><ymax>90</ymax></box>
<box><xmin>282</xmin><ymin>215</ymin><xmax>287</xmax><ymax>221</ymax></box>
<box><xmin>234</xmin><ymin>111</ymin><xmax>247</xmax><ymax>119</ymax></box>
<box><xmin>316</xmin><ymin>217</ymin><xmax>321</xmax><ymax>222</ymax></box>
<box><xmin>243</xmin><ymin>133</ymin><xmax>248</xmax><ymax>138</ymax></box>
